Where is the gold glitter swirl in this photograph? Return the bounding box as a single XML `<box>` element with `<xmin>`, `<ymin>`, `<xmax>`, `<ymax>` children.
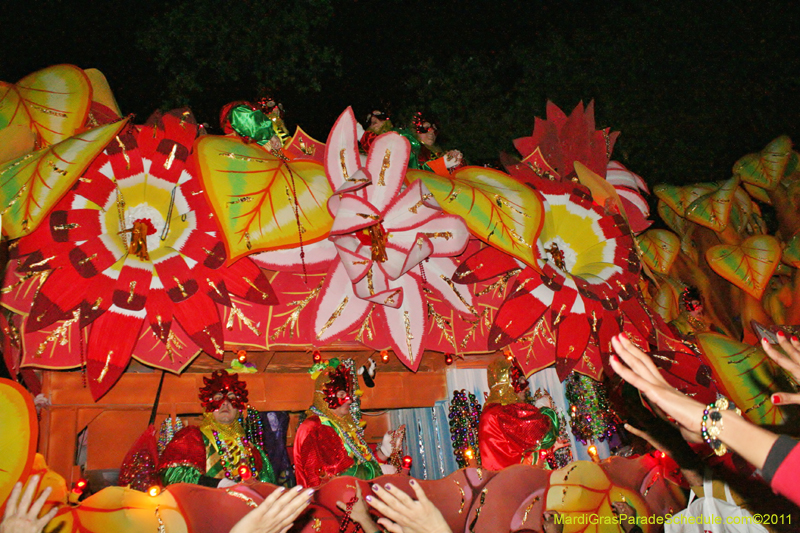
<box><xmin>270</xmin><ymin>280</ymin><xmax>323</xmax><ymax>341</ymax></box>
<box><xmin>469</xmin><ymin>488</ymin><xmax>488</xmax><ymax>533</ymax></box>
<box><xmin>453</xmin><ymin>480</ymin><xmax>466</xmax><ymax>514</ymax></box>
<box><xmin>403</xmin><ymin>310</ymin><xmax>414</xmax><ymax>359</ymax></box>
<box><xmin>408</xmin><ymin>193</ymin><xmax>434</xmax><ymax>214</ymax></box>
<box><xmin>317</xmin><ymin>297</ymin><xmax>348</xmax><ymax>339</ymax></box>
<box><xmin>378</xmin><ymin>148</ymin><xmax>391</xmax><ymax>186</ymax></box>
<box><xmin>173</xmin><ymin>276</ymin><xmax>188</xmax><ymax>298</ymax></box>
<box><xmin>339</xmin><ymin>149</ymin><xmax>349</xmax><ymax>180</ymax></box>
<box><xmin>78</xmin><ymin>253</ymin><xmax>97</xmax><ymax>266</ymax></box>
<box><xmin>243</xmin><ymin>277</ymin><xmax>270</xmax><ymax>300</ymax></box>
<box><xmin>219</xmin><ymin>151</ymin><xmax>270</xmax><ymax>164</ymax></box>
<box><xmin>97</xmin><ymin>351</ymin><xmax>113</xmax><ymax>383</ymax></box>
<box><xmin>35</xmin><ymin>309</ymin><xmax>80</xmax><ymax>357</ymax></box>
<box><xmin>427</xmin><ymin>302</ymin><xmax>457</xmax><ymax>351</ymax></box>
<box><xmin>355</xmin><ymin>307</ymin><xmax>375</xmax><ymax>342</ymax></box>
<box><xmin>226</xmin><ymin>303</ymin><xmax>261</xmax><ymax>336</ymax></box>
<box><xmin>225</xmin><ymin>489</ymin><xmax>258</xmax><ymax>508</ymax></box>
<box><xmin>127</xmin><ymin>281</ymin><xmax>137</xmax><ymax>304</ymax></box>
<box><xmin>115</xmin><ymin>136</ymin><xmax>130</xmax><ymax>170</ymax></box>
<box><xmin>440</xmin><ymin>275</ymin><xmax>478</xmax><ymax>315</ymax></box>
<box><xmin>521</xmin><ymin>496</ymin><xmax>541</xmax><ymax>524</ymax></box>
<box><xmin>164</xmin><ymin>143</ymin><xmax>178</xmax><ymax>170</ymax></box>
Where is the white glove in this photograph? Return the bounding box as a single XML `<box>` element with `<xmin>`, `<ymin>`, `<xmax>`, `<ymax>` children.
<box><xmin>379</xmin><ymin>463</ymin><xmax>398</xmax><ymax>475</ymax></box>
<box><xmin>380</xmin><ymin>431</ymin><xmax>394</xmax><ymax>459</ymax></box>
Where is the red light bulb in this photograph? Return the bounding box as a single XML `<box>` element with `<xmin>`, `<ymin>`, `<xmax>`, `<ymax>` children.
<box><xmin>444</xmin><ymin>353</ymin><xmax>453</xmax><ymax>365</ymax></box>
<box><xmin>312</xmin><ymin>350</ymin><xmax>322</xmax><ymax>363</ymax></box>
<box><xmin>238</xmin><ymin>464</ymin><xmax>252</xmax><ymax>481</ymax></box>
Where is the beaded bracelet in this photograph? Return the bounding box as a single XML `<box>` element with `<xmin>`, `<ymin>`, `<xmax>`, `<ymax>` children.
<box><xmin>701</xmin><ymin>397</ymin><xmax>741</xmax><ymax>456</ymax></box>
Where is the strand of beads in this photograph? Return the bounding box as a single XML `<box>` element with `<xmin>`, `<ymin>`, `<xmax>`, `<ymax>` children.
<box><xmin>213</xmin><ymin>429</ymin><xmax>255</xmax><ymax>481</ymax></box>
<box><xmin>701</xmin><ymin>397</ymin><xmax>741</xmax><ymax>456</ymax></box>
<box><xmin>448</xmin><ymin>390</ymin><xmax>481</xmax><ymax>468</ymax></box>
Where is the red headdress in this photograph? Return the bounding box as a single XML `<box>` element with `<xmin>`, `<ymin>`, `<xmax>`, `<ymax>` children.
<box><xmin>199</xmin><ymin>370</ymin><xmax>248</xmax><ymax>412</ymax></box>
<box><xmin>310</xmin><ymin>358</ymin><xmax>353</xmax><ymax>410</ymax></box>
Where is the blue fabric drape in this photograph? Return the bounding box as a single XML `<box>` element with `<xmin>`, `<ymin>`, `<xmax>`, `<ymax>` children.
<box><xmin>390</xmin><ymin>400</ymin><xmax>458</xmax><ymax>480</ymax></box>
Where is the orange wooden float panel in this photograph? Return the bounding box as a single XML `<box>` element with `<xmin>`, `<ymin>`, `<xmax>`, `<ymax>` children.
<box><xmin>40</xmin><ymin>369</ymin><xmax>446</xmax><ymax>484</ymax></box>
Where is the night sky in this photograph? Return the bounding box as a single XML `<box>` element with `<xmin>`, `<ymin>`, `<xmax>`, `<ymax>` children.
<box><xmin>3</xmin><ymin>0</ymin><xmax>799</xmax><ymax>186</ymax></box>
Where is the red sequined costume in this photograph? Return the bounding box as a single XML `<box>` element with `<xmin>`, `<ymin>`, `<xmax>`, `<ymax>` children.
<box><xmin>158</xmin><ymin>371</ymin><xmax>275</xmax><ymax>486</ymax></box>
<box><xmin>478</xmin><ymin>358</ymin><xmax>559</xmax><ymax>471</ymax></box>
<box><xmin>293</xmin><ymin>360</ymin><xmax>381</xmax><ymax>487</ymax></box>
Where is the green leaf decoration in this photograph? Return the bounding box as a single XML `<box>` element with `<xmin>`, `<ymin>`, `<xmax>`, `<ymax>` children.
<box><xmin>706</xmin><ymin>235</ymin><xmax>781</xmax><ymax>299</ymax></box>
<box><xmin>194</xmin><ymin>135</ymin><xmax>334</xmax><ymax>264</ymax></box>
<box><xmin>733</xmin><ymin>135</ymin><xmax>793</xmax><ymax>191</ymax></box>
<box><xmin>0</xmin><ymin>119</ymin><xmax>129</xmax><ymax>238</ymax></box>
<box><xmin>636</xmin><ymin>229</ymin><xmax>680</xmax><ymax>274</ymax></box>
<box><xmin>406</xmin><ymin>166</ymin><xmax>544</xmax><ymax>269</ymax></box>
<box><xmin>684</xmin><ymin>176</ymin><xmax>739</xmax><ymax>232</ymax></box>
<box><xmin>696</xmin><ymin>332</ymin><xmax>786</xmax><ymax>425</ymax></box>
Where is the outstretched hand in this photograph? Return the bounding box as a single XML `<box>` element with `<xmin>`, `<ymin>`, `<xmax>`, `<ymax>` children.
<box><xmin>365</xmin><ymin>480</ymin><xmax>451</xmax><ymax>533</ymax></box>
<box><xmin>1</xmin><ymin>476</ymin><xmax>58</xmax><ymax>533</ymax></box>
<box><xmin>609</xmin><ymin>334</ymin><xmax>705</xmax><ymax>438</ymax></box>
<box><xmin>336</xmin><ymin>483</ymin><xmax>379</xmax><ymax>533</ymax></box>
<box><xmin>762</xmin><ymin>334</ymin><xmax>800</xmax><ymax>405</ymax></box>
<box><xmin>229</xmin><ymin>485</ymin><xmax>313</xmax><ymax>533</ymax></box>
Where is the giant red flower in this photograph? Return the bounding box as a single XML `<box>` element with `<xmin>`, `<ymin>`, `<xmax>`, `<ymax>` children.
<box><xmin>9</xmin><ymin>110</ymin><xmax>277</xmax><ymax>399</ymax></box>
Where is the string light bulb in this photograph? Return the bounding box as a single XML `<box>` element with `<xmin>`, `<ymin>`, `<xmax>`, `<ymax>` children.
<box><xmin>504</xmin><ymin>349</ymin><xmax>514</xmax><ymax>361</ymax></box>
<box><xmin>238</xmin><ymin>464</ymin><xmax>252</xmax><ymax>481</ymax></box>
<box><xmin>73</xmin><ymin>478</ymin><xmax>88</xmax><ymax>495</ymax></box>
<box><xmin>402</xmin><ymin>455</ymin><xmax>413</xmax><ymax>469</ymax></box>
<box><xmin>147</xmin><ymin>485</ymin><xmax>161</xmax><ymax>497</ymax></box>
<box><xmin>380</xmin><ymin>350</ymin><xmax>389</xmax><ymax>363</ymax></box>
<box><xmin>237</xmin><ymin>350</ymin><xmax>247</xmax><ymax>363</ymax></box>
<box><xmin>312</xmin><ymin>350</ymin><xmax>322</xmax><ymax>363</ymax></box>
<box><xmin>444</xmin><ymin>353</ymin><xmax>454</xmax><ymax>365</ymax></box>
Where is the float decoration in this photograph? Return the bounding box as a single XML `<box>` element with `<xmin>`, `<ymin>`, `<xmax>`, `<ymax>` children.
<box><xmin>636</xmin><ymin>229</ymin><xmax>680</xmax><ymax>275</ymax></box>
<box><xmin>303</xmin><ymin>108</ymin><xmax>472</xmax><ymax>370</ymax></box>
<box><xmin>705</xmin><ymin>235</ymin><xmax>781</xmax><ymax>300</ymax></box>
<box><xmin>0</xmin><ymin>119</ymin><xmax>129</xmax><ymax>238</ymax></box>
<box><xmin>7</xmin><ymin>109</ymin><xmax>278</xmax><ymax>399</ymax></box>
<box><xmin>282</xmin><ymin>126</ymin><xmax>325</xmax><ymax>163</ymax></box>
<box><xmin>0</xmin><ymin>64</ymin><xmax>91</xmax><ymax>163</ymax></box>
<box><xmin>512</xmin><ymin>100</ymin><xmax>619</xmax><ymax>181</ymax></box>
<box><xmin>405</xmin><ymin>166</ymin><xmax>544</xmax><ymax>269</ymax></box>
<box><xmin>0</xmin><ymin>378</ymin><xmax>37</xmax><ymax>512</ymax></box>
<box><xmin>456</xmin><ymin>179</ymin><xmax>643</xmax><ymax>380</ymax></box>
<box><xmin>194</xmin><ymin>135</ymin><xmax>333</xmax><ymax>265</ymax></box>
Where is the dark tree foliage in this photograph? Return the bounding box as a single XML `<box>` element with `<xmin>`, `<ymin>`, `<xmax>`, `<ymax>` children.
<box><xmin>1</xmin><ymin>0</ymin><xmax>797</xmax><ymax>187</ymax></box>
<box><xmin>138</xmin><ymin>0</ymin><xmax>340</xmax><ymax>123</ymax></box>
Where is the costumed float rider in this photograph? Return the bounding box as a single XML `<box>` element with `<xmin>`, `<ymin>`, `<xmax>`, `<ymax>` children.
<box><xmin>478</xmin><ymin>356</ymin><xmax>561</xmax><ymax>471</ymax></box>
<box><xmin>220</xmin><ymin>96</ymin><xmax>291</xmax><ymax>153</ymax></box>
<box><xmin>158</xmin><ymin>371</ymin><xmax>276</xmax><ymax>487</ymax></box>
<box><xmin>294</xmin><ymin>358</ymin><xmax>402</xmax><ymax>487</ymax></box>
<box><xmin>399</xmin><ymin>112</ymin><xmax>463</xmax><ymax>177</ymax></box>
<box><xmin>359</xmin><ymin>109</ymin><xmax>394</xmax><ymax>153</ymax></box>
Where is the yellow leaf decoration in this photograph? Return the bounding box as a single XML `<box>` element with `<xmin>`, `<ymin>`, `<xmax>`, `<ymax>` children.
<box><xmin>46</xmin><ymin>487</ymin><xmax>188</xmax><ymax>533</ymax></box>
<box><xmin>656</xmin><ymin>200</ymin><xmax>688</xmax><ymax>235</ymax></box>
<box><xmin>0</xmin><ymin>119</ymin><xmax>129</xmax><ymax>238</ymax></box>
<box><xmin>684</xmin><ymin>175</ymin><xmax>739</xmax><ymax>232</ymax></box>
<box><xmin>83</xmin><ymin>69</ymin><xmax>121</xmax><ymax>118</ymax></box>
<box><xmin>0</xmin><ymin>379</ymin><xmax>37</xmax><ymax>510</ymax></box>
<box><xmin>653</xmin><ymin>183</ymin><xmax>712</xmax><ymax>217</ymax></box>
<box><xmin>705</xmin><ymin>235</ymin><xmax>781</xmax><ymax>299</ymax></box>
<box><xmin>733</xmin><ymin>135</ymin><xmax>794</xmax><ymax>191</ymax></box>
<box><xmin>406</xmin><ymin>166</ymin><xmax>544</xmax><ymax>268</ymax></box>
<box><xmin>636</xmin><ymin>229</ymin><xmax>680</xmax><ymax>274</ymax></box>
<box><xmin>194</xmin><ymin>135</ymin><xmax>334</xmax><ymax>264</ymax></box>
<box><xmin>0</xmin><ymin>65</ymin><xmax>92</xmax><ymax>152</ymax></box>
<box><xmin>742</xmin><ymin>182</ymin><xmax>771</xmax><ymax>205</ymax></box>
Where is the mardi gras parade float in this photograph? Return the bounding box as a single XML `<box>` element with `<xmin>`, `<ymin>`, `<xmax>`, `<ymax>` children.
<box><xmin>1</xmin><ymin>64</ymin><xmax>798</xmax><ymax>532</ymax></box>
